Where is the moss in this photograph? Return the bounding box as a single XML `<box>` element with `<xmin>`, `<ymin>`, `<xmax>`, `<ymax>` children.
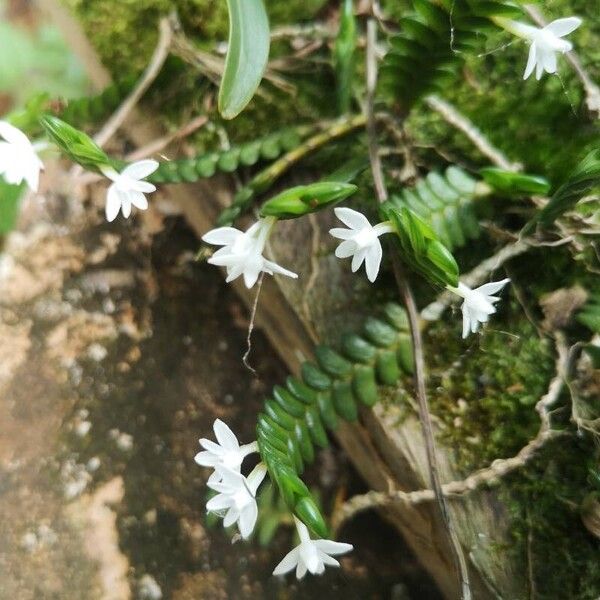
<box><xmin>65</xmin><ymin>0</ymin><xmax>327</xmax><ymax>75</ymax></box>
<box><xmin>502</xmin><ymin>438</ymin><xmax>600</xmax><ymax>600</ymax></box>
<box><xmin>424</xmin><ymin>290</ymin><xmax>600</xmax><ymax>598</ymax></box>
<box><xmin>425</xmin><ymin>303</ymin><xmax>554</xmax><ymax>470</ymax></box>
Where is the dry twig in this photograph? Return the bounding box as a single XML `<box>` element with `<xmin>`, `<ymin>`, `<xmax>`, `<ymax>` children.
<box><xmin>94</xmin><ymin>17</ymin><xmax>174</xmax><ymax>148</ymax></box>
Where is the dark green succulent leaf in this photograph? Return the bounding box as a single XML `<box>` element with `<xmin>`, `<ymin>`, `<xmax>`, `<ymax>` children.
<box><xmin>257</xmin><ymin>305</ymin><xmax>413</xmax><ymax>537</ymax></box>
<box><xmin>218</xmin><ymin>0</ymin><xmax>270</xmax><ymax>119</ymax></box>
<box><xmin>259</xmin><ymin>182</ymin><xmax>357</xmax><ymax>219</ymax></box>
<box><xmin>382</xmin><ymin>203</ymin><xmax>460</xmax><ymax>287</ymax></box>
<box><xmin>480</xmin><ymin>167</ymin><xmax>551</xmax><ymax>196</ymax></box>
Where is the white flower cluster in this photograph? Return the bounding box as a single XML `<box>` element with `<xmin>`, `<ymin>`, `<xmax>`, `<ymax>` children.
<box><xmin>497</xmin><ymin>16</ymin><xmax>581</xmax><ymax>80</ymax></box>
<box><xmin>196</xmin><ymin>419</ymin><xmax>353</xmax><ymax>578</ymax></box>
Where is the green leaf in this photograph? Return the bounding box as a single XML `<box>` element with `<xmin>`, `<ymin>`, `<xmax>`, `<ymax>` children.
<box><xmin>218</xmin><ymin>0</ymin><xmax>270</xmax><ymax>120</ymax></box>
<box><xmin>390</xmin><ymin>167</ymin><xmax>482</xmax><ymax>251</ymax></box>
<box><xmin>523</xmin><ymin>148</ymin><xmax>600</xmax><ymax>235</ymax></box>
<box><xmin>0</xmin><ymin>182</ymin><xmax>25</xmax><ymax>234</ymax></box>
<box><xmin>39</xmin><ymin>115</ymin><xmax>113</xmax><ymax>172</ymax></box>
<box><xmin>259</xmin><ymin>182</ymin><xmax>357</xmax><ymax>219</ymax></box>
<box><xmin>480</xmin><ymin>167</ymin><xmax>551</xmax><ymax>196</ymax></box>
<box><xmin>382</xmin><ymin>203</ymin><xmax>460</xmax><ymax>287</ymax></box>
<box><xmin>334</xmin><ymin>0</ymin><xmax>357</xmax><ymax>114</ymax></box>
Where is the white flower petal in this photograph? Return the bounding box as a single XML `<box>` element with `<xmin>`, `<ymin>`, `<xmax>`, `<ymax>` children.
<box><xmin>365</xmin><ymin>242</ymin><xmax>382</xmax><ymax>283</ymax></box>
<box><xmin>329</xmin><ymin>227</ymin><xmax>355</xmax><ymax>240</ymax></box>
<box><xmin>129</xmin><ymin>191</ymin><xmax>149</xmax><ymax>210</ymax></box>
<box><xmin>122</xmin><ymin>159</ymin><xmax>159</xmax><ymax>180</ymax></box>
<box><xmin>476</xmin><ymin>278</ymin><xmax>510</xmax><ymax>296</ymax></box>
<box><xmin>318</xmin><ymin>552</ymin><xmax>340</xmax><ymax>568</ymax></box>
<box><xmin>246</xmin><ymin>463</ymin><xmax>267</xmax><ymax>496</ymax></box>
<box><xmin>202</xmin><ymin>227</ymin><xmax>242</xmax><ymax>246</ymax></box>
<box><xmin>105</xmin><ymin>186</ymin><xmax>122</xmax><ymax>222</ymax></box>
<box><xmin>351</xmin><ymin>247</ymin><xmax>367</xmax><ymax>273</ymax></box>
<box><xmin>462</xmin><ymin>302</ymin><xmax>471</xmax><ymax>339</ymax></box>
<box><xmin>263</xmin><ymin>259</ymin><xmax>298</xmax><ymax>280</ymax></box>
<box><xmin>524</xmin><ymin>43</ymin><xmax>537</xmax><ymax>80</ymax></box>
<box><xmin>296</xmin><ymin>561</ymin><xmax>307</xmax><ymax>580</ymax></box>
<box><xmin>334</xmin><ymin>207</ymin><xmax>371</xmax><ymax>230</ymax></box>
<box><xmin>130</xmin><ymin>180</ymin><xmax>156</xmax><ymax>194</ymax></box>
<box><xmin>223</xmin><ymin>506</ymin><xmax>239</xmax><ymax>528</ymax></box>
<box><xmin>243</xmin><ymin>265</ymin><xmax>262</xmax><ymax>288</ymax></box>
<box><xmin>335</xmin><ymin>239</ymin><xmax>357</xmax><ymax>259</ymax></box>
<box><xmin>543</xmin><ymin>48</ymin><xmax>557</xmax><ymax>73</ymax></box>
<box><xmin>0</xmin><ymin>121</ymin><xmax>31</xmax><ymax>147</ymax></box>
<box><xmin>213</xmin><ymin>419</ymin><xmax>240</xmax><ymax>451</ymax></box>
<box><xmin>313</xmin><ymin>540</ymin><xmax>354</xmax><ymax>555</ymax></box>
<box><xmin>121</xmin><ymin>193</ymin><xmax>132</xmax><ymax>219</ymax></box>
<box><xmin>194</xmin><ymin>450</ymin><xmax>219</xmax><ymax>467</ymax></box>
<box><xmin>273</xmin><ymin>548</ymin><xmax>300</xmax><ymax>576</ymax></box>
<box><xmin>544</xmin><ymin>17</ymin><xmax>582</xmax><ymax>38</ymax></box>
<box><xmin>207</xmin><ymin>495</ymin><xmax>232</xmax><ymax>512</ymax></box>
<box><xmin>239</xmin><ymin>501</ymin><xmax>258</xmax><ymax>538</ymax></box>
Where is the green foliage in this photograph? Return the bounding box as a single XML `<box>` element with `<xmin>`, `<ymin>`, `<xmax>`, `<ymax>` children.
<box><xmin>578</xmin><ymin>293</ymin><xmax>600</xmax><ymax>334</ymax></box>
<box><xmin>58</xmin><ymin>75</ymin><xmax>138</xmax><ymax>128</ymax></box>
<box><xmin>40</xmin><ymin>115</ymin><xmax>113</xmax><ymax>172</ymax></box>
<box><xmin>219</xmin><ymin>0</ymin><xmax>270</xmax><ymax>119</ymax></box>
<box><xmin>380</xmin><ymin>0</ymin><xmax>524</xmax><ymax>110</ymax></box>
<box><xmin>389</xmin><ymin>166</ymin><xmax>483</xmax><ymax>251</ymax></box>
<box><xmin>149</xmin><ymin>126</ymin><xmax>307</xmax><ymax>184</ymax></box>
<box><xmin>334</xmin><ymin>0</ymin><xmax>358</xmax><ymax>114</ymax></box>
<box><xmin>0</xmin><ymin>20</ymin><xmax>87</xmax><ymax>106</ymax></box>
<box><xmin>259</xmin><ymin>182</ymin><xmax>357</xmax><ymax>219</ymax></box>
<box><xmin>382</xmin><ymin>203</ymin><xmax>460</xmax><ymax>287</ymax></box>
<box><xmin>479</xmin><ymin>167</ymin><xmax>551</xmax><ymax>196</ymax></box>
<box><xmin>0</xmin><ymin>182</ymin><xmax>24</xmax><ymax>234</ymax></box>
<box><xmin>257</xmin><ymin>303</ymin><xmax>414</xmax><ymax>536</ymax></box>
<box><xmin>9</xmin><ymin>77</ymin><xmax>137</xmax><ymax>136</ymax></box>
<box><xmin>523</xmin><ymin>147</ymin><xmax>600</xmax><ymax>234</ymax></box>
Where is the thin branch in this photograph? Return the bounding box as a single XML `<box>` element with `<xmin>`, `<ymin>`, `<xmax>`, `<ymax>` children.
<box><xmin>366</xmin><ymin>17</ymin><xmax>472</xmax><ymax>600</ymax></box>
<box><xmin>425</xmin><ymin>95</ymin><xmax>521</xmax><ymax>171</ymax></box>
<box><xmin>524</xmin><ymin>4</ymin><xmax>600</xmax><ymax>119</ymax></box>
<box><xmin>94</xmin><ymin>17</ymin><xmax>174</xmax><ymax>148</ymax></box>
<box><xmin>125</xmin><ymin>115</ymin><xmax>208</xmax><ymax>162</ymax></box>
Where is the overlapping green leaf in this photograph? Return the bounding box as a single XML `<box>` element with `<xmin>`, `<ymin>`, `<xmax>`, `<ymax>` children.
<box><xmin>380</xmin><ymin>0</ymin><xmax>524</xmax><ymax>110</ymax></box>
<box><xmin>257</xmin><ymin>303</ymin><xmax>413</xmax><ymax>536</ymax></box>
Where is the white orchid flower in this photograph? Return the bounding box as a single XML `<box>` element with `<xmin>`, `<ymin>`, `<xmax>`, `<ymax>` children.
<box><xmin>329</xmin><ymin>207</ymin><xmax>393</xmax><ymax>282</ymax></box>
<box><xmin>497</xmin><ymin>17</ymin><xmax>582</xmax><ymax>80</ymax></box>
<box><xmin>447</xmin><ymin>279</ymin><xmax>510</xmax><ymax>338</ymax></box>
<box><xmin>0</xmin><ymin>121</ymin><xmax>44</xmax><ymax>191</ymax></box>
<box><xmin>100</xmin><ymin>159</ymin><xmax>159</xmax><ymax>222</ymax></box>
<box><xmin>195</xmin><ymin>419</ymin><xmax>258</xmax><ymax>485</ymax></box>
<box><xmin>273</xmin><ymin>516</ymin><xmax>353</xmax><ymax>579</ymax></box>
<box><xmin>206</xmin><ymin>463</ymin><xmax>267</xmax><ymax>539</ymax></box>
<box><xmin>202</xmin><ymin>217</ymin><xmax>298</xmax><ymax>289</ymax></box>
